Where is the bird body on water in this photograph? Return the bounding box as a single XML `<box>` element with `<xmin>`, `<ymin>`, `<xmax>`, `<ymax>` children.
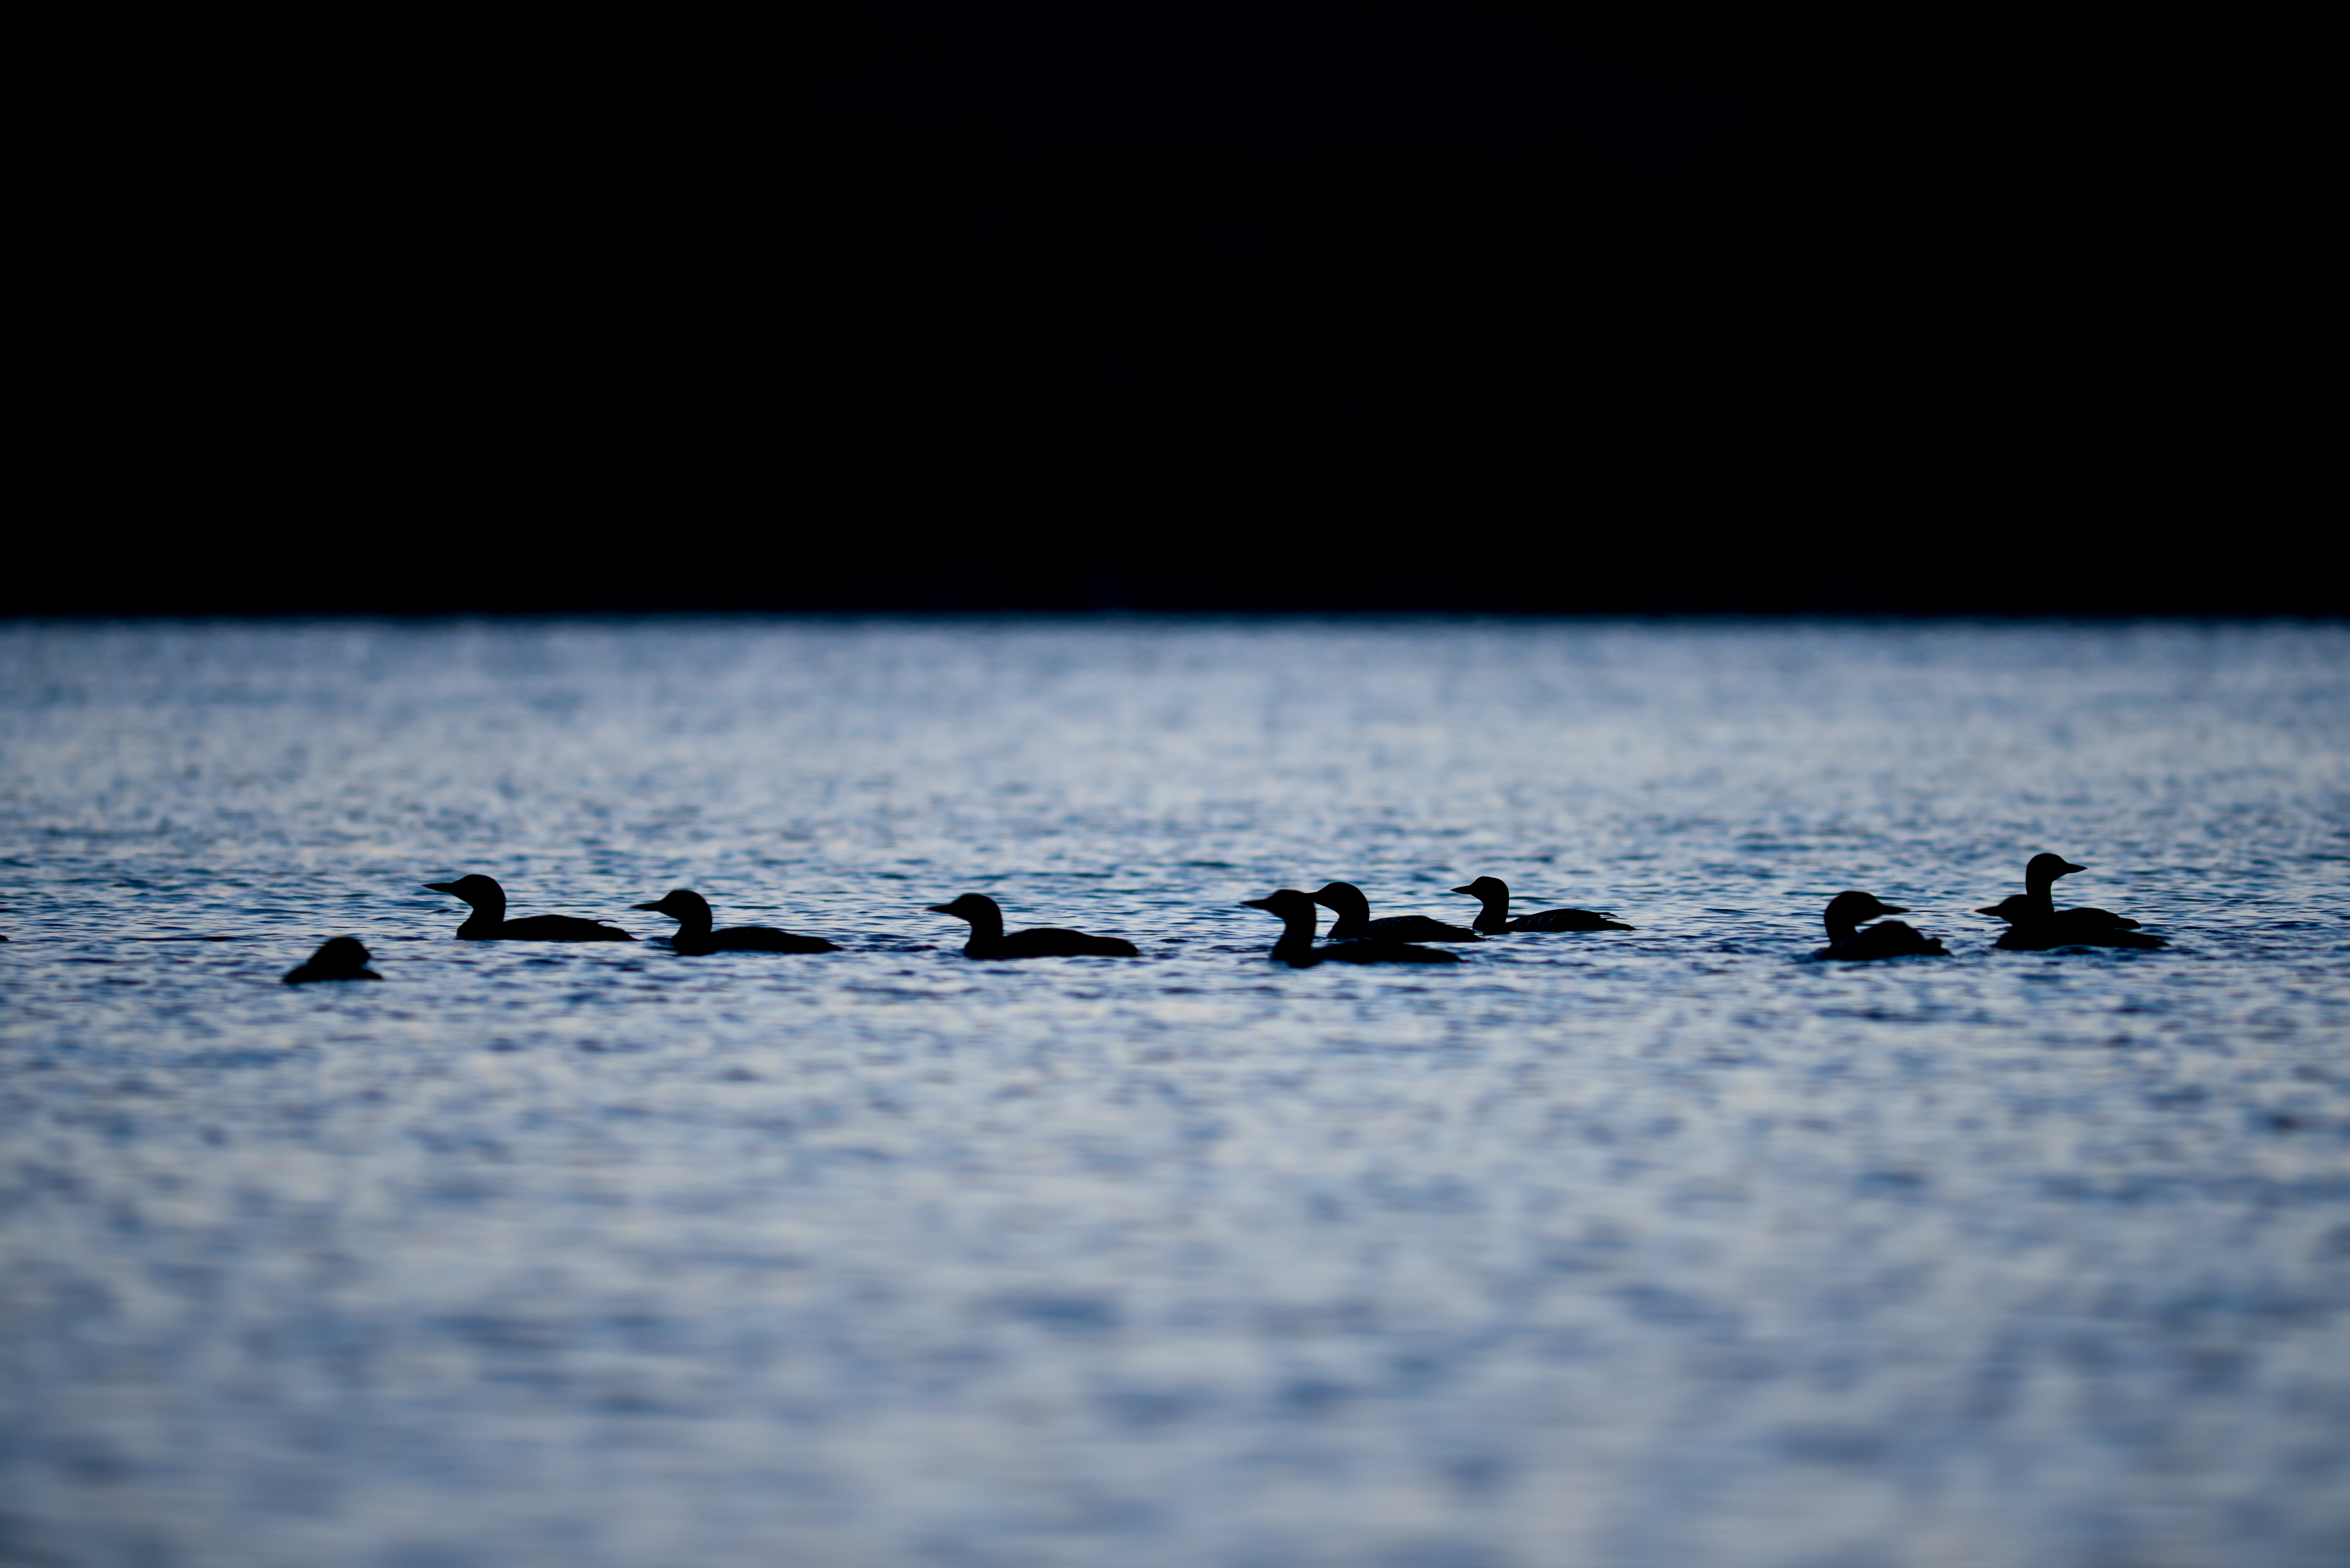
<box><xmin>1813</xmin><ymin>892</ymin><xmax>1948</xmax><ymax>961</ymax></box>
<box><xmin>1978</xmin><ymin>894</ymin><xmax>2165</xmax><ymax>950</ymax></box>
<box><xmin>1309</xmin><ymin>882</ymin><xmax>1480</xmax><ymax>942</ymax></box>
<box><xmin>425</xmin><ymin>876</ymin><xmax>634</xmax><ymax>941</ymax></box>
<box><xmin>1980</xmin><ymin>854</ymin><xmax>2164</xmax><ymax>949</ymax></box>
<box><xmin>283</xmin><ymin>937</ymin><xmax>381</xmax><ymax>983</ymax></box>
<box><xmin>1450</xmin><ymin>876</ymin><xmax>1632</xmax><ymax>932</ymax></box>
<box><xmin>928</xmin><ymin>894</ymin><xmax>1139</xmax><ymax>959</ymax></box>
<box><xmin>1247</xmin><ymin>890</ymin><xmax>1462</xmax><ymax>966</ymax></box>
<box><xmin>634</xmin><ymin>890</ymin><xmax>838</xmax><ymax>954</ymax></box>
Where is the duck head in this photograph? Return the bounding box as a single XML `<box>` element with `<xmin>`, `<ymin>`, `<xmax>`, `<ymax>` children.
<box><xmin>927</xmin><ymin>893</ymin><xmax>1003</xmax><ymax>925</ymax></box>
<box><xmin>1823</xmin><ymin>890</ymin><xmax>1906</xmax><ymax>939</ymax></box>
<box><xmin>424</xmin><ymin>874</ymin><xmax>505</xmax><ymax>909</ymax></box>
<box><xmin>1243</xmin><ymin>889</ymin><xmax>1323</xmax><ymax>940</ymax></box>
<box><xmin>2025</xmin><ymin>854</ymin><xmax>2086</xmax><ymax>890</ymax></box>
<box><xmin>633</xmin><ymin>889</ymin><xmax>713</xmax><ymax>923</ymax></box>
<box><xmin>1450</xmin><ymin>876</ymin><xmax>1508</xmax><ymax>899</ymax></box>
<box><xmin>1243</xmin><ymin>889</ymin><xmax>1317</xmax><ymax>920</ymax></box>
<box><xmin>1308</xmin><ymin>882</ymin><xmax>1371</xmax><ymax>919</ymax></box>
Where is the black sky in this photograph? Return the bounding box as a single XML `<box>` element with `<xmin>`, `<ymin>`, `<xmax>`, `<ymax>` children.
<box><xmin>27</xmin><ymin>5</ymin><xmax>2318</xmax><ymax>614</ymax></box>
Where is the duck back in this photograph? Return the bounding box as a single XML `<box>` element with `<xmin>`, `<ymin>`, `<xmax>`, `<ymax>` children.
<box><xmin>678</xmin><ymin>927</ymin><xmax>840</xmax><ymax>955</ymax></box>
<box><xmin>1507</xmin><ymin>907</ymin><xmax>1633</xmax><ymax>932</ymax></box>
<box><xmin>1816</xmin><ymin>921</ymin><xmax>1948</xmax><ymax>961</ymax></box>
<box><xmin>494</xmin><ymin>914</ymin><xmax>635</xmax><ymax>942</ymax></box>
<box><xmin>982</xmin><ymin>927</ymin><xmax>1140</xmax><ymax>959</ymax></box>
<box><xmin>1316</xmin><ymin>939</ymin><xmax>1461</xmax><ymax>965</ymax></box>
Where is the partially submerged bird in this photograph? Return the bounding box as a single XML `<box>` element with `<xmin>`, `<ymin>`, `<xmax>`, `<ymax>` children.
<box><xmin>928</xmin><ymin>893</ymin><xmax>1138</xmax><ymax>959</ymax></box>
<box><xmin>1246</xmin><ymin>889</ymin><xmax>1462</xmax><ymax>966</ymax></box>
<box><xmin>1978</xmin><ymin>854</ymin><xmax>2162</xmax><ymax>950</ymax></box>
<box><xmin>1977</xmin><ymin>893</ymin><xmax>2165</xmax><ymax>950</ymax></box>
<box><xmin>633</xmin><ymin>889</ymin><xmax>838</xmax><ymax>954</ymax></box>
<box><xmin>424</xmin><ymin>875</ymin><xmax>634</xmax><ymax>941</ymax></box>
<box><xmin>1450</xmin><ymin>875</ymin><xmax>1632</xmax><ymax>932</ymax></box>
<box><xmin>1309</xmin><ymin>882</ymin><xmax>1480</xmax><ymax>942</ymax></box>
<box><xmin>1813</xmin><ymin>892</ymin><xmax>1948</xmax><ymax>961</ymax></box>
<box><xmin>283</xmin><ymin>936</ymin><xmax>381</xmax><ymax>983</ymax></box>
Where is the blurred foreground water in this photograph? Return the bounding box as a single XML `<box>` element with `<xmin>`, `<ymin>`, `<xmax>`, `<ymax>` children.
<box><xmin>3</xmin><ymin>619</ymin><xmax>2347</xmax><ymax>1568</ymax></box>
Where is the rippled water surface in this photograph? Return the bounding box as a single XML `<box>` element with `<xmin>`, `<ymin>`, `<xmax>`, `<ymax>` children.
<box><xmin>4</xmin><ymin>619</ymin><xmax>2348</xmax><ymax>1568</ymax></box>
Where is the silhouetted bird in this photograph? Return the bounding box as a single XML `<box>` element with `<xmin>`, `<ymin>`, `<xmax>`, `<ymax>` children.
<box><xmin>1309</xmin><ymin>882</ymin><xmax>1480</xmax><ymax>942</ymax></box>
<box><xmin>1246</xmin><ymin>889</ymin><xmax>1462</xmax><ymax>966</ymax></box>
<box><xmin>1977</xmin><ymin>894</ymin><xmax>2165</xmax><ymax>950</ymax></box>
<box><xmin>1450</xmin><ymin>876</ymin><xmax>1632</xmax><ymax>932</ymax></box>
<box><xmin>1813</xmin><ymin>892</ymin><xmax>1948</xmax><ymax>961</ymax></box>
<box><xmin>633</xmin><ymin>889</ymin><xmax>838</xmax><ymax>954</ymax></box>
<box><xmin>1977</xmin><ymin>854</ymin><xmax>2162</xmax><ymax>949</ymax></box>
<box><xmin>283</xmin><ymin>936</ymin><xmax>381</xmax><ymax>983</ymax></box>
<box><xmin>424</xmin><ymin>875</ymin><xmax>634</xmax><ymax>941</ymax></box>
<box><xmin>928</xmin><ymin>893</ymin><xmax>1138</xmax><ymax>959</ymax></box>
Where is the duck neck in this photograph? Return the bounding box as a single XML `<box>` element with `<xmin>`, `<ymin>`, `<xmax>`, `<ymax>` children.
<box><xmin>960</xmin><ymin>904</ymin><xmax>1005</xmax><ymax>954</ymax></box>
<box><xmin>1269</xmin><ymin>906</ymin><xmax>1321</xmax><ymax>958</ymax></box>
<box><xmin>1824</xmin><ymin>910</ymin><xmax>1862</xmax><ymax>943</ymax></box>
<box><xmin>2023</xmin><ymin>866</ymin><xmax>2064</xmax><ymax>918</ymax></box>
<box><xmin>669</xmin><ymin>904</ymin><xmax>713</xmax><ymax>941</ymax></box>
<box><xmin>1469</xmin><ymin>892</ymin><xmax>1511</xmax><ymax>933</ymax></box>
<box><xmin>456</xmin><ymin>891</ymin><xmax>506</xmax><ymax>938</ymax></box>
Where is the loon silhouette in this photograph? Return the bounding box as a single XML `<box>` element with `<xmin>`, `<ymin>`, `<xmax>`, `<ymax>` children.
<box><xmin>424</xmin><ymin>875</ymin><xmax>634</xmax><ymax>941</ymax></box>
<box><xmin>1813</xmin><ymin>892</ymin><xmax>1948</xmax><ymax>961</ymax></box>
<box><xmin>1450</xmin><ymin>876</ymin><xmax>1632</xmax><ymax>932</ymax></box>
<box><xmin>633</xmin><ymin>890</ymin><xmax>838</xmax><ymax>954</ymax></box>
<box><xmin>1308</xmin><ymin>882</ymin><xmax>1480</xmax><ymax>942</ymax></box>
<box><xmin>1245</xmin><ymin>889</ymin><xmax>1461</xmax><ymax>966</ymax></box>
<box><xmin>1978</xmin><ymin>855</ymin><xmax>2161</xmax><ymax>949</ymax></box>
<box><xmin>283</xmin><ymin>936</ymin><xmax>381</xmax><ymax>983</ymax></box>
<box><xmin>928</xmin><ymin>893</ymin><xmax>1138</xmax><ymax>959</ymax></box>
<box><xmin>1977</xmin><ymin>894</ymin><xmax>2165</xmax><ymax>950</ymax></box>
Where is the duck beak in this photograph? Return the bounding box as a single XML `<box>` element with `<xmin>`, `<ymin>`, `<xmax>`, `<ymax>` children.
<box><xmin>1876</xmin><ymin>903</ymin><xmax>1908</xmax><ymax>915</ymax></box>
<box><xmin>1241</xmin><ymin>897</ymin><xmax>1272</xmax><ymax>909</ymax></box>
<box><xmin>1975</xmin><ymin>905</ymin><xmax>2004</xmax><ymax>916</ymax></box>
<box><xmin>925</xmin><ymin>903</ymin><xmax>955</xmax><ymax>915</ymax></box>
<box><xmin>1449</xmin><ymin>885</ymin><xmax>1475</xmax><ymax>895</ymax></box>
<box><xmin>423</xmin><ymin>881</ymin><xmax>458</xmax><ymax>894</ymax></box>
<box><xmin>2059</xmin><ymin>861</ymin><xmax>2086</xmax><ymax>875</ymax></box>
<box><xmin>631</xmin><ymin>901</ymin><xmax>663</xmax><ymax>911</ymax></box>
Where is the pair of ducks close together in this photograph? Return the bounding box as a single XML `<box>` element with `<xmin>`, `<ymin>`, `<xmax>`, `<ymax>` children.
<box><xmin>1818</xmin><ymin>854</ymin><xmax>2164</xmax><ymax>961</ymax></box>
<box><xmin>281</xmin><ymin>857</ymin><xmax>2158</xmax><ymax>981</ymax></box>
<box><xmin>283</xmin><ymin>875</ymin><xmax>1624</xmax><ymax>980</ymax></box>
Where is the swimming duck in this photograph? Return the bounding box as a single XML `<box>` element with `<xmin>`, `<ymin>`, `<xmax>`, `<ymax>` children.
<box><xmin>928</xmin><ymin>893</ymin><xmax>1139</xmax><ymax>959</ymax></box>
<box><xmin>1450</xmin><ymin>876</ymin><xmax>1632</xmax><ymax>932</ymax></box>
<box><xmin>1978</xmin><ymin>854</ymin><xmax>2161</xmax><ymax>949</ymax></box>
<box><xmin>1309</xmin><ymin>882</ymin><xmax>1480</xmax><ymax>942</ymax></box>
<box><xmin>1813</xmin><ymin>892</ymin><xmax>1948</xmax><ymax>961</ymax></box>
<box><xmin>1245</xmin><ymin>889</ymin><xmax>1462</xmax><ymax>966</ymax></box>
<box><xmin>424</xmin><ymin>875</ymin><xmax>634</xmax><ymax>941</ymax></box>
<box><xmin>633</xmin><ymin>890</ymin><xmax>839</xmax><ymax>954</ymax></box>
<box><xmin>1977</xmin><ymin>894</ymin><xmax>2165</xmax><ymax>950</ymax></box>
<box><xmin>283</xmin><ymin>936</ymin><xmax>381</xmax><ymax>983</ymax></box>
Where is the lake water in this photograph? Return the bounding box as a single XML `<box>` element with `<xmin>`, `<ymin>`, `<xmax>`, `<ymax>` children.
<box><xmin>3</xmin><ymin>618</ymin><xmax>2347</xmax><ymax>1568</ymax></box>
